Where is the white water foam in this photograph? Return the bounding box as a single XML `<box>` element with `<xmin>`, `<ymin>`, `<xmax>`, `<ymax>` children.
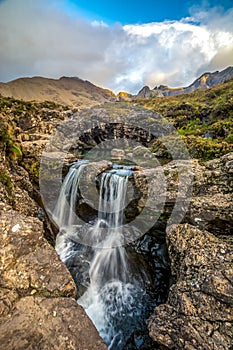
<box><xmin>54</xmin><ymin>162</ymin><xmax>152</xmax><ymax>349</ymax></box>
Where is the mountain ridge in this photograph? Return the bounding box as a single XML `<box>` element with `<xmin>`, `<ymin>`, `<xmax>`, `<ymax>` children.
<box><xmin>136</xmin><ymin>66</ymin><xmax>233</xmax><ymax>98</ymax></box>
<box><xmin>0</xmin><ymin>66</ymin><xmax>232</xmax><ymax>107</ymax></box>
<box><xmin>0</xmin><ymin>76</ymin><xmax>116</xmax><ymax>109</ymax></box>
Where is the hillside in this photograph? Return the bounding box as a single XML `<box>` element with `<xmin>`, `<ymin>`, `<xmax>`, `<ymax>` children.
<box><xmin>136</xmin><ymin>66</ymin><xmax>233</xmax><ymax>98</ymax></box>
<box><xmin>134</xmin><ymin>78</ymin><xmax>233</xmax><ymax>160</ymax></box>
<box><xmin>0</xmin><ymin>76</ymin><xmax>116</xmax><ymax>109</ymax></box>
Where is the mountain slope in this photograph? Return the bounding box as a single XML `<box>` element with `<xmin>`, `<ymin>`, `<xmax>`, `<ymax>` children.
<box><xmin>135</xmin><ymin>77</ymin><xmax>233</xmax><ymax>160</ymax></box>
<box><xmin>136</xmin><ymin>66</ymin><xmax>233</xmax><ymax>98</ymax></box>
<box><xmin>0</xmin><ymin>76</ymin><xmax>116</xmax><ymax>109</ymax></box>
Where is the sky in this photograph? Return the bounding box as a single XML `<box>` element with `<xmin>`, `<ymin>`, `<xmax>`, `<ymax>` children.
<box><xmin>0</xmin><ymin>0</ymin><xmax>233</xmax><ymax>93</ymax></box>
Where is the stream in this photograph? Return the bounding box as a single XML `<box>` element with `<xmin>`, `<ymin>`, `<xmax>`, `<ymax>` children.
<box><xmin>52</xmin><ymin>160</ymin><xmax>170</xmax><ymax>349</ymax></box>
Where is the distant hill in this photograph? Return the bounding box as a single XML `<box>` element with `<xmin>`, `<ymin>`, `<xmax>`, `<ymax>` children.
<box><xmin>136</xmin><ymin>66</ymin><xmax>233</xmax><ymax>98</ymax></box>
<box><xmin>0</xmin><ymin>76</ymin><xmax>116</xmax><ymax>109</ymax></box>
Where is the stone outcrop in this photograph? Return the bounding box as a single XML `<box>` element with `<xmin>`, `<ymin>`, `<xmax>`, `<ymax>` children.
<box><xmin>0</xmin><ymin>210</ymin><xmax>107</xmax><ymax>350</ymax></box>
<box><xmin>147</xmin><ymin>223</ymin><xmax>233</xmax><ymax>350</ymax></box>
<box><xmin>0</xmin><ymin>296</ymin><xmax>107</xmax><ymax>350</ymax></box>
<box><xmin>116</xmin><ymin>91</ymin><xmax>133</xmax><ymax>101</ymax></box>
<box><xmin>133</xmin><ymin>153</ymin><xmax>233</xmax><ymax>240</ymax></box>
<box><xmin>0</xmin><ymin>98</ymin><xmax>108</xmax><ymax>348</ymax></box>
<box><xmin>190</xmin><ymin>153</ymin><xmax>233</xmax><ymax>237</ymax></box>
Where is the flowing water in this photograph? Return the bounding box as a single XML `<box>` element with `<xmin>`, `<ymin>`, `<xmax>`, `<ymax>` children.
<box><xmin>53</xmin><ymin>161</ymin><xmax>157</xmax><ymax>349</ymax></box>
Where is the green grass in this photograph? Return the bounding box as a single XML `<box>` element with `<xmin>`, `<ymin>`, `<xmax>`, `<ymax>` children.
<box><xmin>135</xmin><ymin>78</ymin><xmax>233</xmax><ymax>160</ymax></box>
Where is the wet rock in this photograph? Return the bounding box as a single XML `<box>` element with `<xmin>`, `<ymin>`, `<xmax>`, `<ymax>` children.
<box><xmin>147</xmin><ymin>223</ymin><xmax>233</xmax><ymax>350</ymax></box>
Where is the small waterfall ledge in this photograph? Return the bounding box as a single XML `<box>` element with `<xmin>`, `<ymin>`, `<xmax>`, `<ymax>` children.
<box><xmin>52</xmin><ymin>160</ymin><xmax>170</xmax><ymax>350</ymax></box>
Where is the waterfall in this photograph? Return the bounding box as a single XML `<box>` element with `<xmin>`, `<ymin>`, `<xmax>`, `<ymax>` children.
<box><xmin>53</xmin><ymin>160</ymin><xmax>89</xmax><ymax>228</ymax></box>
<box><xmin>53</xmin><ymin>161</ymin><xmax>153</xmax><ymax>350</ymax></box>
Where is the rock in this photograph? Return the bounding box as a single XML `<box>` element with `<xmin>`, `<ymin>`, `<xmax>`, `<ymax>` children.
<box><xmin>0</xmin><ymin>210</ymin><xmax>76</xmax><ymax>297</ymax></box>
<box><xmin>132</xmin><ymin>153</ymin><xmax>233</xmax><ymax>237</ymax></box>
<box><xmin>0</xmin><ymin>161</ymin><xmax>40</xmax><ymax>217</ymax></box>
<box><xmin>136</xmin><ymin>86</ymin><xmax>152</xmax><ymax>98</ymax></box>
<box><xmin>116</xmin><ymin>91</ymin><xmax>133</xmax><ymax>101</ymax></box>
<box><xmin>132</xmin><ymin>145</ymin><xmax>153</xmax><ymax>160</ymax></box>
<box><xmin>1</xmin><ymin>95</ymin><xmax>232</xmax><ymax>349</ymax></box>
<box><xmin>0</xmin><ymin>210</ymin><xmax>107</xmax><ymax>350</ymax></box>
<box><xmin>189</xmin><ymin>152</ymin><xmax>233</xmax><ymax>237</ymax></box>
<box><xmin>111</xmin><ymin>148</ymin><xmax>125</xmax><ymax>159</ymax></box>
<box><xmin>132</xmin><ymin>159</ymin><xmax>194</xmax><ymax>230</ymax></box>
<box><xmin>147</xmin><ymin>223</ymin><xmax>233</xmax><ymax>350</ymax></box>
<box><xmin>135</xmin><ymin>66</ymin><xmax>233</xmax><ymax>98</ymax></box>
<box><xmin>0</xmin><ymin>296</ymin><xmax>106</xmax><ymax>350</ymax></box>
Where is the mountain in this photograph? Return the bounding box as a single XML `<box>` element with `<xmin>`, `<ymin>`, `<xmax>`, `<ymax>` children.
<box><xmin>1</xmin><ymin>67</ymin><xmax>232</xmax><ymax>107</ymax></box>
<box><xmin>0</xmin><ymin>76</ymin><xmax>116</xmax><ymax>109</ymax></box>
<box><xmin>135</xmin><ymin>66</ymin><xmax>233</xmax><ymax>98</ymax></box>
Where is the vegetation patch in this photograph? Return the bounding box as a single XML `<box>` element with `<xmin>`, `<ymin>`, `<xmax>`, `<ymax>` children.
<box><xmin>135</xmin><ymin>78</ymin><xmax>233</xmax><ymax>160</ymax></box>
<box><xmin>0</xmin><ymin>171</ymin><xmax>13</xmax><ymax>196</ymax></box>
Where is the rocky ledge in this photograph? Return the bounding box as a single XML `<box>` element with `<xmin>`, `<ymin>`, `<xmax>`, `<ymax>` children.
<box><xmin>0</xmin><ymin>210</ymin><xmax>107</xmax><ymax>350</ymax></box>
<box><xmin>148</xmin><ymin>223</ymin><xmax>233</xmax><ymax>350</ymax></box>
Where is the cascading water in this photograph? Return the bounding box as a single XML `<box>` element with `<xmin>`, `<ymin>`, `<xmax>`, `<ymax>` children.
<box><xmin>53</xmin><ymin>161</ymin><xmax>157</xmax><ymax>349</ymax></box>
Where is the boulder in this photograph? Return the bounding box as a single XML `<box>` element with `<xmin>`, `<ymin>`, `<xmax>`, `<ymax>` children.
<box><xmin>132</xmin><ymin>153</ymin><xmax>233</xmax><ymax>238</ymax></box>
<box><xmin>0</xmin><ymin>210</ymin><xmax>107</xmax><ymax>350</ymax></box>
<box><xmin>0</xmin><ymin>297</ymin><xmax>106</xmax><ymax>350</ymax></box>
<box><xmin>189</xmin><ymin>152</ymin><xmax>233</xmax><ymax>237</ymax></box>
<box><xmin>147</xmin><ymin>223</ymin><xmax>233</xmax><ymax>349</ymax></box>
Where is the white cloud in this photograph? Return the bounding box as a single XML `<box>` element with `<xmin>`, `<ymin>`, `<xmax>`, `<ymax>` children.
<box><xmin>0</xmin><ymin>0</ymin><xmax>232</xmax><ymax>94</ymax></box>
<box><xmin>121</xmin><ymin>15</ymin><xmax>233</xmax><ymax>90</ymax></box>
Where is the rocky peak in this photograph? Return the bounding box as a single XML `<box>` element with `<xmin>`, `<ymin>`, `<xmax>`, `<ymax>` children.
<box><xmin>136</xmin><ymin>85</ymin><xmax>152</xmax><ymax>98</ymax></box>
<box><xmin>135</xmin><ymin>66</ymin><xmax>233</xmax><ymax>98</ymax></box>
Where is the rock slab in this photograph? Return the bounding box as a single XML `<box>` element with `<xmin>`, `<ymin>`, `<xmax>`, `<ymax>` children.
<box><xmin>0</xmin><ymin>210</ymin><xmax>107</xmax><ymax>350</ymax></box>
<box><xmin>147</xmin><ymin>223</ymin><xmax>233</xmax><ymax>350</ymax></box>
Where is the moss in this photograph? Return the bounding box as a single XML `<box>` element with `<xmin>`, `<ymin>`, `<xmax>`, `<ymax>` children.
<box><xmin>0</xmin><ymin>172</ymin><xmax>13</xmax><ymax>195</ymax></box>
<box><xmin>151</xmin><ymin>134</ymin><xmax>190</xmax><ymax>160</ymax></box>
<box><xmin>9</xmin><ymin>143</ymin><xmax>23</xmax><ymax>160</ymax></box>
<box><xmin>225</xmin><ymin>133</ymin><xmax>233</xmax><ymax>144</ymax></box>
<box><xmin>29</xmin><ymin>162</ymin><xmax>40</xmax><ymax>181</ymax></box>
<box><xmin>184</xmin><ymin>136</ymin><xmax>233</xmax><ymax>161</ymax></box>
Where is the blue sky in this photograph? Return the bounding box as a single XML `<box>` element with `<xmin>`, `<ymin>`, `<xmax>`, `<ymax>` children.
<box><xmin>67</xmin><ymin>0</ymin><xmax>193</xmax><ymax>24</ymax></box>
<box><xmin>66</xmin><ymin>0</ymin><xmax>233</xmax><ymax>24</ymax></box>
<box><xmin>0</xmin><ymin>0</ymin><xmax>232</xmax><ymax>93</ymax></box>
